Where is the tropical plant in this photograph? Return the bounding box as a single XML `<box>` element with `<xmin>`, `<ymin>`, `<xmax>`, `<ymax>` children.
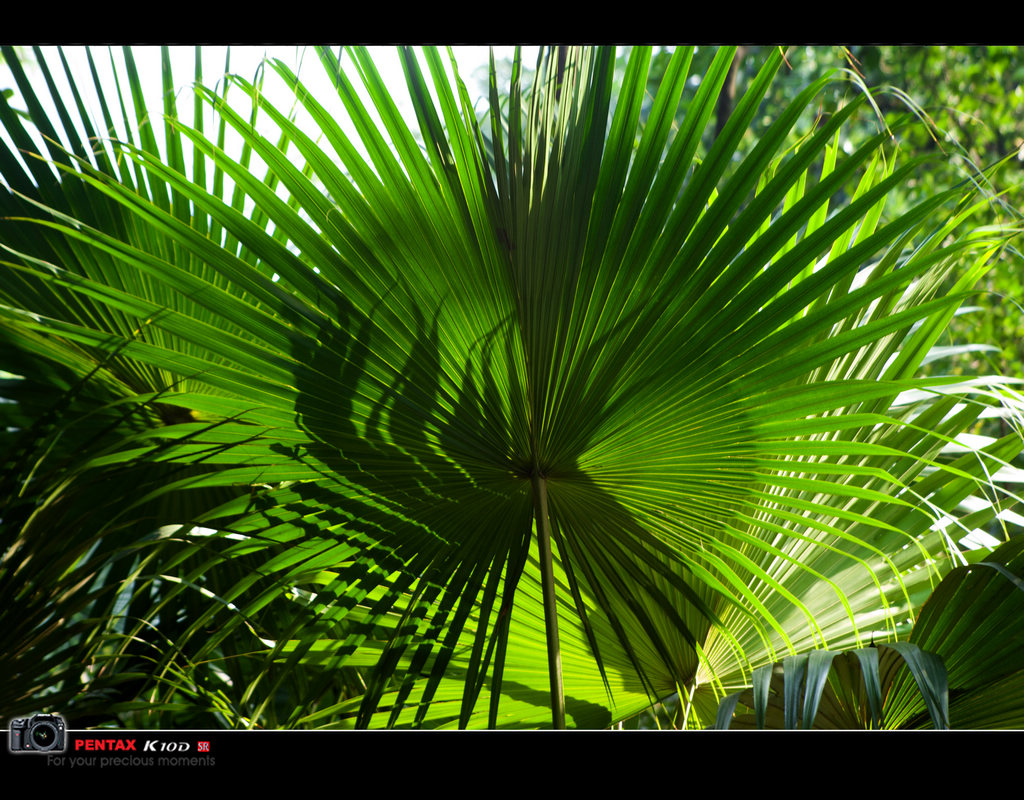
<box><xmin>1</xmin><ymin>44</ymin><xmax>1022</xmax><ymax>730</ymax></box>
<box><xmin>713</xmin><ymin>535</ymin><xmax>1024</xmax><ymax>729</ymax></box>
<box><xmin>602</xmin><ymin>45</ymin><xmax>1024</xmax><ymax>390</ymax></box>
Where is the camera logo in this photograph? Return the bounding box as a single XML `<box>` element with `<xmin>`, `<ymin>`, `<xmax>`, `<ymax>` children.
<box><xmin>9</xmin><ymin>714</ymin><xmax>67</xmax><ymax>753</ymax></box>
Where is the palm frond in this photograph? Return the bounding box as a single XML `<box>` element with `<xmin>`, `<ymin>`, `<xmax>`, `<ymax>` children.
<box><xmin>1</xmin><ymin>45</ymin><xmax>1020</xmax><ymax>728</ymax></box>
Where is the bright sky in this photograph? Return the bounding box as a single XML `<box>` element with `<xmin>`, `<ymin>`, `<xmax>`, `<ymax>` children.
<box><xmin>4</xmin><ymin>46</ymin><xmax>520</xmax><ymax>132</ymax></box>
<box><xmin>0</xmin><ymin>45</ymin><xmax>538</xmax><ymax>191</ymax></box>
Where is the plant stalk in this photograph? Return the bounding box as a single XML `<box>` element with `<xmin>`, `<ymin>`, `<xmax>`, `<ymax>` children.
<box><xmin>531</xmin><ymin>466</ymin><xmax>565</xmax><ymax>729</ymax></box>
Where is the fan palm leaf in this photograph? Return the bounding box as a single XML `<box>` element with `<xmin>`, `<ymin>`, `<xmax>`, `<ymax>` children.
<box><xmin>1</xmin><ymin>45</ymin><xmax>1020</xmax><ymax>728</ymax></box>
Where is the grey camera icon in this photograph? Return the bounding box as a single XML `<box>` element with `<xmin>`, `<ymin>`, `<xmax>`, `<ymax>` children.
<box><xmin>9</xmin><ymin>714</ymin><xmax>67</xmax><ymax>753</ymax></box>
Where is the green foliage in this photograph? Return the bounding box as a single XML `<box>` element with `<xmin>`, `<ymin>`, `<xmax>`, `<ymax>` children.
<box><xmin>713</xmin><ymin>643</ymin><xmax>950</xmax><ymax>730</ymax></box>
<box><xmin>655</xmin><ymin>45</ymin><xmax>1024</xmax><ymax>386</ymax></box>
<box><xmin>713</xmin><ymin>536</ymin><xmax>1024</xmax><ymax>729</ymax></box>
<box><xmin>1</xmin><ymin>45</ymin><xmax>1022</xmax><ymax>730</ymax></box>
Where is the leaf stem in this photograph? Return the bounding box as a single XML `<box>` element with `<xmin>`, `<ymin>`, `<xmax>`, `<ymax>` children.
<box><xmin>531</xmin><ymin>466</ymin><xmax>566</xmax><ymax>729</ymax></box>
